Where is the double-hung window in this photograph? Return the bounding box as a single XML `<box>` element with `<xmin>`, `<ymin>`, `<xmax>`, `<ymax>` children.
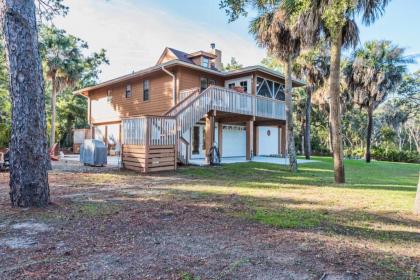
<box><xmin>143</xmin><ymin>80</ymin><xmax>149</xmax><ymax>101</ymax></box>
<box><xmin>107</xmin><ymin>89</ymin><xmax>112</xmax><ymax>102</ymax></box>
<box><xmin>125</xmin><ymin>84</ymin><xmax>132</xmax><ymax>98</ymax></box>
<box><xmin>239</xmin><ymin>81</ymin><xmax>248</xmax><ymax>93</ymax></box>
<box><xmin>202</xmin><ymin>57</ymin><xmax>210</xmax><ymax>68</ymax></box>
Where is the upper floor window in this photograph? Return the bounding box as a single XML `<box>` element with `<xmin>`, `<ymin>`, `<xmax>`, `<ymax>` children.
<box><xmin>239</xmin><ymin>81</ymin><xmax>248</xmax><ymax>93</ymax></box>
<box><xmin>256</xmin><ymin>77</ymin><xmax>272</xmax><ymax>98</ymax></box>
<box><xmin>256</xmin><ymin>77</ymin><xmax>285</xmax><ymax>101</ymax></box>
<box><xmin>228</xmin><ymin>83</ymin><xmax>235</xmax><ymax>89</ymax></box>
<box><xmin>143</xmin><ymin>80</ymin><xmax>149</xmax><ymax>101</ymax></box>
<box><xmin>107</xmin><ymin>89</ymin><xmax>112</xmax><ymax>102</ymax></box>
<box><xmin>200</xmin><ymin>78</ymin><xmax>208</xmax><ymax>92</ymax></box>
<box><xmin>125</xmin><ymin>84</ymin><xmax>132</xmax><ymax>98</ymax></box>
<box><xmin>200</xmin><ymin>78</ymin><xmax>216</xmax><ymax>92</ymax></box>
<box><xmin>202</xmin><ymin>57</ymin><xmax>210</xmax><ymax>68</ymax></box>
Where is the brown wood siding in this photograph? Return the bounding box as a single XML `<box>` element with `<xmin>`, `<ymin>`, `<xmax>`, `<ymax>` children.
<box><xmin>176</xmin><ymin>66</ymin><xmax>224</xmax><ymax>100</ymax></box>
<box><xmin>159</xmin><ymin>51</ymin><xmax>177</xmax><ymax>64</ymax></box>
<box><xmin>90</xmin><ymin>72</ymin><xmax>174</xmax><ymax>124</ymax></box>
<box><xmin>122</xmin><ymin>144</ymin><xmax>176</xmax><ymax>173</ymax></box>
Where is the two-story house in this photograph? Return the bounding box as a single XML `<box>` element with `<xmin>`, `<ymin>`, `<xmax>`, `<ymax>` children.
<box><xmin>74</xmin><ymin>44</ymin><xmax>304</xmax><ymax>172</ymax></box>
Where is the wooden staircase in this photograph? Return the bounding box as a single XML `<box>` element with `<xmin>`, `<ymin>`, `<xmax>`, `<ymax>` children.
<box><xmin>122</xmin><ymin>86</ymin><xmax>286</xmax><ymax>169</ymax></box>
<box><xmin>168</xmin><ymin>86</ymin><xmax>286</xmax><ymax>164</ymax></box>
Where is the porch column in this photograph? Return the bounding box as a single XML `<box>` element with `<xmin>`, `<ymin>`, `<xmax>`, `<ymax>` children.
<box><xmin>218</xmin><ymin>122</ymin><xmax>223</xmax><ymax>157</ymax></box>
<box><xmin>280</xmin><ymin>124</ymin><xmax>287</xmax><ymax>156</ymax></box>
<box><xmin>205</xmin><ymin>111</ymin><xmax>215</xmax><ymax>164</ymax></box>
<box><xmin>246</xmin><ymin>120</ymin><xmax>254</xmax><ymax>160</ymax></box>
<box><xmin>278</xmin><ymin>125</ymin><xmax>282</xmax><ymax>156</ymax></box>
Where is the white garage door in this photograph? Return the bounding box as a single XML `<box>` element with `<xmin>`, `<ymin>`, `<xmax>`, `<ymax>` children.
<box><xmin>258</xmin><ymin>126</ymin><xmax>279</xmax><ymax>156</ymax></box>
<box><xmin>222</xmin><ymin>125</ymin><xmax>246</xmax><ymax>157</ymax></box>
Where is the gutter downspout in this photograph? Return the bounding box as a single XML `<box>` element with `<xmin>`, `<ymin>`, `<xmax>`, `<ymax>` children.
<box><xmin>161</xmin><ymin>66</ymin><xmax>177</xmax><ymax>106</ymax></box>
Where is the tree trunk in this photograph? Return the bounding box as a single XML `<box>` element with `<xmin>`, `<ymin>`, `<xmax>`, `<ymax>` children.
<box><xmin>300</xmin><ymin>118</ymin><xmax>304</xmax><ymax>155</ymax></box>
<box><xmin>414</xmin><ymin>173</ymin><xmax>420</xmax><ymax>215</ymax></box>
<box><xmin>304</xmin><ymin>89</ymin><xmax>312</xmax><ymax>159</ymax></box>
<box><xmin>285</xmin><ymin>54</ymin><xmax>297</xmax><ymax>172</ymax></box>
<box><xmin>1</xmin><ymin>0</ymin><xmax>50</xmax><ymax>207</ymax></box>
<box><xmin>328</xmin><ymin>30</ymin><xmax>345</xmax><ymax>183</ymax></box>
<box><xmin>365</xmin><ymin>104</ymin><xmax>373</xmax><ymax>163</ymax></box>
<box><xmin>327</xmin><ymin>109</ymin><xmax>333</xmax><ymax>153</ymax></box>
<box><xmin>50</xmin><ymin>75</ymin><xmax>56</xmax><ymax>146</ymax></box>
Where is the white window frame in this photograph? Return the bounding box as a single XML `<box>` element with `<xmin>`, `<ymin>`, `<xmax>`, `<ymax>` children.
<box><xmin>224</xmin><ymin>75</ymin><xmax>252</xmax><ymax>94</ymax></box>
<box><xmin>125</xmin><ymin>84</ymin><xmax>132</xmax><ymax>98</ymax></box>
<box><xmin>256</xmin><ymin>76</ymin><xmax>285</xmax><ymax>100</ymax></box>
<box><xmin>143</xmin><ymin>80</ymin><xmax>150</xmax><ymax>101</ymax></box>
<box><xmin>202</xmin><ymin>57</ymin><xmax>210</xmax><ymax>68</ymax></box>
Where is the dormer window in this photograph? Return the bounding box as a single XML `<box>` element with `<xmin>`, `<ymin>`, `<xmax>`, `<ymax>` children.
<box><xmin>202</xmin><ymin>57</ymin><xmax>210</xmax><ymax>68</ymax></box>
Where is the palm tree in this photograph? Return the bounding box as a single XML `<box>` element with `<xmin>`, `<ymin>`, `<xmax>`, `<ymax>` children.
<box><xmin>249</xmin><ymin>5</ymin><xmax>300</xmax><ymax>172</ymax></box>
<box><xmin>220</xmin><ymin>0</ymin><xmax>300</xmax><ymax>171</ymax></box>
<box><xmin>293</xmin><ymin>44</ymin><xmax>330</xmax><ymax>159</ymax></box>
<box><xmin>39</xmin><ymin>26</ymin><xmax>107</xmax><ymax>146</ymax></box>
<box><xmin>40</xmin><ymin>26</ymin><xmax>86</xmax><ymax>146</ymax></box>
<box><xmin>344</xmin><ymin>40</ymin><xmax>410</xmax><ymax>162</ymax></box>
<box><xmin>285</xmin><ymin>0</ymin><xmax>390</xmax><ymax>183</ymax></box>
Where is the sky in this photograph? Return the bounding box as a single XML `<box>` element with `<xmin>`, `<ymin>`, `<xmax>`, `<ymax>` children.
<box><xmin>53</xmin><ymin>0</ymin><xmax>420</xmax><ymax>82</ymax></box>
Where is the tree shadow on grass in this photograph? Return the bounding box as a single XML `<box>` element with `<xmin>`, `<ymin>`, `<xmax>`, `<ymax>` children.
<box><xmin>145</xmin><ymin>186</ymin><xmax>420</xmax><ymax>244</ymax></box>
<box><xmin>177</xmin><ymin>162</ymin><xmax>418</xmax><ymax>192</ymax></box>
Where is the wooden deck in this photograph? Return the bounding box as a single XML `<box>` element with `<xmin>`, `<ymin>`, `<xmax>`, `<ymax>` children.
<box><xmin>121</xmin><ymin>86</ymin><xmax>287</xmax><ymax>172</ymax></box>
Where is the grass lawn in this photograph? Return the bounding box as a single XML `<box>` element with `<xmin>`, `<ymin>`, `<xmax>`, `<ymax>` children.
<box><xmin>0</xmin><ymin>157</ymin><xmax>418</xmax><ymax>279</ymax></box>
<box><xmin>176</xmin><ymin>156</ymin><xmax>420</xmax><ymax>275</ymax></box>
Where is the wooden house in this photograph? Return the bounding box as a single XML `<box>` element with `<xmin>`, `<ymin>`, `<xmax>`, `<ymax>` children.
<box><xmin>74</xmin><ymin>44</ymin><xmax>304</xmax><ymax>172</ymax></box>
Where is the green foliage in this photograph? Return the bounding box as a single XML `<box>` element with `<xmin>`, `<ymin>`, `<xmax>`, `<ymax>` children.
<box><xmin>39</xmin><ymin>25</ymin><xmax>108</xmax><ymax>90</ymax></box>
<box><xmin>261</xmin><ymin>55</ymin><xmax>284</xmax><ymax>72</ymax></box>
<box><xmin>39</xmin><ymin>25</ymin><xmax>108</xmax><ymax>146</ymax></box>
<box><xmin>395</xmin><ymin>71</ymin><xmax>420</xmax><ymax>116</ymax></box>
<box><xmin>372</xmin><ymin>146</ymin><xmax>420</xmax><ymax>163</ymax></box>
<box><xmin>0</xmin><ymin>24</ymin><xmax>107</xmax><ymax>148</ymax></box>
<box><xmin>0</xmin><ymin>38</ymin><xmax>10</xmax><ymax>147</ymax></box>
<box><xmin>345</xmin><ymin>40</ymin><xmax>411</xmax><ymax>110</ymax></box>
<box><xmin>56</xmin><ymin>89</ymin><xmax>89</xmax><ymax>147</ymax></box>
<box><xmin>223</xmin><ymin>57</ymin><xmax>243</xmax><ymax>71</ymax></box>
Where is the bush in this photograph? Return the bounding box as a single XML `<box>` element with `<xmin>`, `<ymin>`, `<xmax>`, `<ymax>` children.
<box><xmin>345</xmin><ymin>148</ymin><xmax>365</xmax><ymax>159</ymax></box>
<box><xmin>372</xmin><ymin>146</ymin><xmax>420</xmax><ymax>163</ymax></box>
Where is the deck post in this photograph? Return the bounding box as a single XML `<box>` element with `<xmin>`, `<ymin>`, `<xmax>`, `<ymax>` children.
<box><xmin>246</xmin><ymin>120</ymin><xmax>254</xmax><ymax>160</ymax></box>
<box><xmin>218</xmin><ymin>122</ymin><xmax>223</xmax><ymax>157</ymax></box>
<box><xmin>205</xmin><ymin>111</ymin><xmax>215</xmax><ymax>164</ymax></box>
<box><xmin>253</xmin><ymin>124</ymin><xmax>258</xmax><ymax>156</ymax></box>
<box><xmin>144</xmin><ymin>117</ymin><xmax>150</xmax><ymax>173</ymax></box>
<box><xmin>278</xmin><ymin>125</ymin><xmax>281</xmax><ymax>156</ymax></box>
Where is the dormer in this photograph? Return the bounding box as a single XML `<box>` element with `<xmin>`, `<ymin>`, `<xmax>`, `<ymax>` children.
<box><xmin>187</xmin><ymin>51</ymin><xmax>217</xmax><ymax>69</ymax></box>
<box><xmin>155</xmin><ymin>45</ymin><xmax>223</xmax><ymax>71</ymax></box>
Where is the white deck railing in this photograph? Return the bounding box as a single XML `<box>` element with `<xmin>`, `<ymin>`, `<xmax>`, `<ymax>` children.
<box><xmin>174</xmin><ymin>86</ymin><xmax>285</xmax><ymax>135</ymax></box>
<box><xmin>122</xmin><ymin>86</ymin><xmax>286</xmax><ymax>163</ymax></box>
<box><xmin>122</xmin><ymin>116</ymin><xmax>176</xmax><ymax>146</ymax></box>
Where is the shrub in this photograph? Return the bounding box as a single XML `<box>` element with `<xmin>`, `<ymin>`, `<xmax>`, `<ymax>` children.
<box><xmin>345</xmin><ymin>148</ymin><xmax>365</xmax><ymax>159</ymax></box>
<box><xmin>372</xmin><ymin>146</ymin><xmax>420</xmax><ymax>163</ymax></box>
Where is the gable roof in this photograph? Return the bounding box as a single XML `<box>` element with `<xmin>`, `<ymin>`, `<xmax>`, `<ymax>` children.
<box><xmin>168</xmin><ymin>48</ymin><xmax>193</xmax><ymax>64</ymax></box>
<box><xmin>187</xmin><ymin>51</ymin><xmax>217</xmax><ymax>59</ymax></box>
<box><xmin>156</xmin><ymin>47</ymin><xmax>194</xmax><ymax>65</ymax></box>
